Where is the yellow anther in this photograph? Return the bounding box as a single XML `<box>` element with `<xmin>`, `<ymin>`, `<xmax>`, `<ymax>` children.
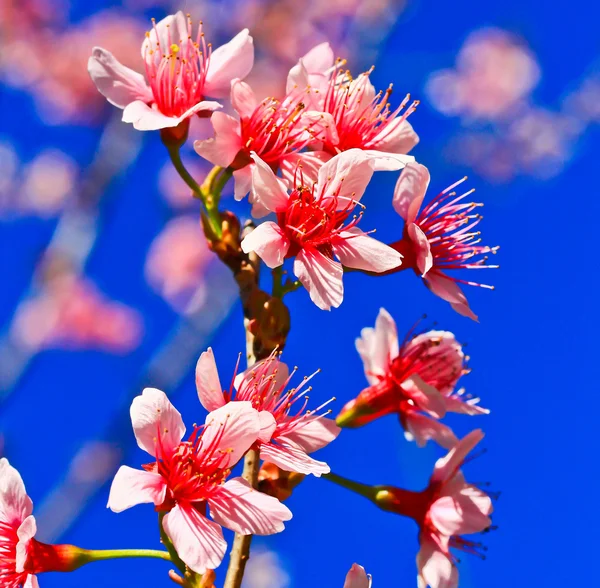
<box><xmin>171</xmin><ymin>44</ymin><xmax>180</xmax><ymax>54</ymax></box>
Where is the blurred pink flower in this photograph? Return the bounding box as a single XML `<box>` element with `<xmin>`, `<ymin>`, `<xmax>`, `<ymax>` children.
<box><xmin>12</xmin><ymin>274</ymin><xmax>143</xmax><ymax>353</ymax></box>
<box><xmin>344</xmin><ymin>564</ymin><xmax>371</xmax><ymax>588</ymax></box>
<box><xmin>145</xmin><ymin>216</ymin><xmax>213</xmax><ymax>312</ymax></box>
<box><xmin>108</xmin><ymin>390</ymin><xmax>291</xmax><ymax>574</ymax></box>
<box><xmin>241</xmin><ymin>150</ymin><xmax>403</xmax><ymax>310</ymax></box>
<box><xmin>337</xmin><ymin>308</ymin><xmax>487</xmax><ymax>447</ymax></box>
<box><xmin>390</xmin><ymin>163</ymin><xmax>498</xmax><ymax>320</ymax></box>
<box><xmin>196</xmin><ymin>348</ymin><xmax>340</xmax><ymax>476</ymax></box>
<box><xmin>89</xmin><ymin>11</ymin><xmax>254</xmax><ymax>132</ymax></box>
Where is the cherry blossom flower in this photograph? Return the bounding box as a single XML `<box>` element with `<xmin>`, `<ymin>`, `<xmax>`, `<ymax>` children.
<box><xmin>287</xmin><ymin>49</ymin><xmax>419</xmax><ymax>170</ymax></box>
<box><xmin>376</xmin><ymin>430</ymin><xmax>493</xmax><ymax>588</ymax></box>
<box><xmin>108</xmin><ymin>390</ymin><xmax>291</xmax><ymax>574</ymax></box>
<box><xmin>88</xmin><ymin>11</ymin><xmax>254</xmax><ymax>131</ymax></box>
<box><xmin>391</xmin><ymin>163</ymin><xmax>499</xmax><ymax>321</ymax></box>
<box><xmin>337</xmin><ymin>308</ymin><xmax>487</xmax><ymax>448</ymax></box>
<box><xmin>194</xmin><ymin>77</ymin><xmax>336</xmax><ymax>200</ymax></box>
<box><xmin>344</xmin><ymin>564</ymin><xmax>371</xmax><ymax>587</ymax></box>
<box><xmin>195</xmin><ymin>348</ymin><xmax>340</xmax><ymax>476</ymax></box>
<box><xmin>241</xmin><ymin>149</ymin><xmax>403</xmax><ymax>310</ymax></box>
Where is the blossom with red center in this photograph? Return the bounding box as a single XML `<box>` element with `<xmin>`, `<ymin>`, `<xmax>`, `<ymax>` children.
<box><xmin>194</xmin><ymin>78</ymin><xmax>336</xmax><ymax>201</ymax></box>
<box><xmin>391</xmin><ymin>163</ymin><xmax>499</xmax><ymax>321</ymax></box>
<box><xmin>240</xmin><ymin>149</ymin><xmax>403</xmax><ymax>310</ymax></box>
<box><xmin>337</xmin><ymin>308</ymin><xmax>488</xmax><ymax>448</ymax></box>
<box><xmin>288</xmin><ymin>47</ymin><xmax>419</xmax><ymax>170</ymax></box>
<box><xmin>108</xmin><ymin>389</ymin><xmax>291</xmax><ymax>574</ymax></box>
<box><xmin>344</xmin><ymin>564</ymin><xmax>371</xmax><ymax>587</ymax></box>
<box><xmin>195</xmin><ymin>348</ymin><xmax>341</xmax><ymax>476</ymax></box>
<box><xmin>88</xmin><ymin>11</ymin><xmax>254</xmax><ymax>132</ymax></box>
<box><xmin>375</xmin><ymin>430</ymin><xmax>493</xmax><ymax>588</ymax></box>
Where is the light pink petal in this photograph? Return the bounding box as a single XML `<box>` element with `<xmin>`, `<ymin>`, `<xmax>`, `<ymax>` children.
<box><xmin>344</xmin><ymin>563</ymin><xmax>371</xmax><ymax>588</ymax></box>
<box><xmin>241</xmin><ymin>222</ymin><xmax>290</xmax><ymax>268</ymax></box>
<box><xmin>460</xmin><ymin>484</ymin><xmax>494</xmax><ymax>516</ymax></box>
<box><xmin>298</xmin><ymin>111</ymin><xmax>339</xmax><ymax>145</ymax></box>
<box><xmin>286</xmin><ymin>43</ymin><xmax>334</xmax><ymax>99</ymax></box>
<box><xmin>142</xmin><ymin>12</ymin><xmax>190</xmax><ymax>66</ymax></box>
<box><xmin>231</xmin><ymin>79</ymin><xmax>258</xmax><ymax>118</ymax></box>
<box><xmin>392</xmin><ymin>162</ymin><xmax>430</xmax><ymax>223</ymax></box>
<box><xmin>429</xmin><ymin>490</ymin><xmax>492</xmax><ymax>536</ymax></box>
<box><xmin>371</xmin><ymin>119</ymin><xmax>419</xmax><ymax>154</ymax></box>
<box><xmin>15</xmin><ymin>515</ymin><xmax>37</xmax><ymax>573</ymax></box>
<box><xmin>332</xmin><ymin>228</ymin><xmax>402</xmax><ymax>273</ymax></box>
<box><xmin>196</xmin><ymin>348</ymin><xmax>226</xmax><ymax>412</ymax></box>
<box><xmin>24</xmin><ymin>575</ymin><xmax>39</xmax><ymax>588</ymax></box>
<box><xmin>363</xmin><ymin>150</ymin><xmax>415</xmax><ymax>172</ymax></box>
<box><xmin>130</xmin><ymin>387</ymin><xmax>185</xmax><ymax>457</ymax></box>
<box><xmin>282</xmin><ymin>417</ymin><xmax>341</xmax><ymax>452</ymax></box>
<box><xmin>208</xmin><ymin>477</ymin><xmax>292</xmax><ymax>535</ymax></box>
<box><xmin>122</xmin><ymin>100</ymin><xmax>180</xmax><ymax>131</ymax></box>
<box><xmin>234</xmin><ymin>357</ymin><xmax>290</xmax><ymax>394</ymax></box>
<box><xmin>175</xmin><ymin>100</ymin><xmax>223</xmax><ymax>122</ymax></box>
<box><xmin>162</xmin><ymin>504</ymin><xmax>226</xmax><ymax>574</ymax></box>
<box><xmin>233</xmin><ymin>165</ymin><xmax>253</xmax><ymax>201</ymax></box>
<box><xmin>408</xmin><ymin>223</ymin><xmax>433</xmax><ymax>276</ymax></box>
<box><xmin>417</xmin><ymin>535</ymin><xmax>458</xmax><ymax>588</ymax></box>
<box><xmin>0</xmin><ymin>458</ymin><xmax>33</xmax><ymax>526</ymax></box>
<box><xmin>194</xmin><ymin>112</ymin><xmax>242</xmax><ymax>167</ymax></box>
<box><xmin>201</xmin><ymin>401</ymin><xmax>260</xmax><ymax>467</ymax></box>
<box><xmin>317</xmin><ymin>149</ymin><xmax>374</xmax><ymax>204</ymax></box>
<box><xmin>107</xmin><ymin>466</ymin><xmax>167</xmax><ymax>513</ymax></box>
<box><xmin>299</xmin><ymin>42</ymin><xmax>335</xmax><ymax>75</ymax></box>
<box><xmin>445</xmin><ymin>394</ymin><xmax>489</xmax><ymax>416</ymax></box>
<box><xmin>424</xmin><ymin>271</ymin><xmax>478</xmax><ymax>322</ymax></box>
<box><xmin>355</xmin><ymin>308</ymin><xmax>398</xmax><ymax>384</ymax></box>
<box><xmin>260</xmin><ymin>442</ymin><xmax>330</xmax><ymax>476</ymax></box>
<box><xmin>294</xmin><ymin>249</ymin><xmax>343</xmax><ymax>311</ymax></box>
<box><xmin>88</xmin><ymin>47</ymin><xmax>151</xmax><ymax>109</ymax></box>
<box><xmin>258</xmin><ymin>411</ymin><xmax>277</xmax><ymax>443</ymax></box>
<box><xmin>280</xmin><ymin>151</ymin><xmax>331</xmax><ymax>187</ymax></box>
<box><xmin>432</xmin><ymin>429</ymin><xmax>484</xmax><ymax>484</ymax></box>
<box><xmin>248</xmin><ymin>153</ymin><xmax>290</xmax><ymax>215</ymax></box>
<box><xmin>403</xmin><ymin>411</ymin><xmax>458</xmax><ymax>449</ymax></box>
<box><xmin>401</xmin><ymin>374</ymin><xmax>447</xmax><ymax>419</ymax></box>
<box><xmin>204</xmin><ymin>29</ymin><xmax>254</xmax><ymax>98</ymax></box>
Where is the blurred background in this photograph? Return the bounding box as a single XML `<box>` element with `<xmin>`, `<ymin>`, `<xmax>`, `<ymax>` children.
<box><xmin>0</xmin><ymin>0</ymin><xmax>597</xmax><ymax>586</ymax></box>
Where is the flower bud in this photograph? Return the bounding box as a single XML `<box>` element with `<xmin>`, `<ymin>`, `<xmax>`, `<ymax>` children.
<box><xmin>20</xmin><ymin>539</ymin><xmax>92</xmax><ymax>574</ymax></box>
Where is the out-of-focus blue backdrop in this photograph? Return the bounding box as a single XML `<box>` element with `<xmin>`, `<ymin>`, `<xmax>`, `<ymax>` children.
<box><xmin>1</xmin><ymin>0</ymin><xmax>597</xmax><ymax>586</ymax></box>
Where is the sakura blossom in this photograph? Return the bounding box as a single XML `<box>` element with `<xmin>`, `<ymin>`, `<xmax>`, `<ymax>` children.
<box><xmin>337</xmin><ymin>308</ymin><xmax>488</xmax><ymax>448</ymax></box>
<box><xmin>0</xmin><ymin>458</ymin><xmax>38</xmax><ymax>588</ymax></box>
<box><xmin>195</xmin><ymin>348</ymin><xmax>340</xmax><ymax>476</ymax></box>
<box><xmin>241</xmin><ymin>149</ymin><xmax>403</xmax><ymax>310</ymax></box>
<box><xmin>377</xmin><ymin>430</ymin><xmax>493</xmax><ymax>588</ymax></box>
<box><xmin>391</xmin><ymin>162</ymin><xmax>499</xmax><ymax>321</ymax></box>
<box><xmin>344</xmin><ymin>564</ymin><xmax>371</xmax><ymax>588</ymax></box>
<box><xmin>88</xmin><ymin>11</ymin><xmax>254</xmax><ymax>131</ymax></box>
<box><xmin>194</xmin><ymin>77</ymin><xmax>336</xmax><ymax>200</ymax></box>
<box><xmin>108</xmin><ymin>390</ymin><xmax>291</xmax><ymax>574</ymax></box>
<box><xmin>288</xmin><ymin>47</ymin><xmax>419</xmax><ymax>170</ymax></box>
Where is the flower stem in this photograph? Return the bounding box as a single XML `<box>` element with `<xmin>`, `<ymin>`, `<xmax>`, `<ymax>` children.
<box><xmin>322</xmin><ymin>472</ymin><xmax>379</xmax><ymax>502</ymax></box>
<box><xmin>85</xmin><ymin>548</ymin><xmax>172</xmax><ymax>563</ymax></box>
<box><xmin>166</xmin><ymin>144</ymin><xmax>203</xmax><ymax>199</ymax></box>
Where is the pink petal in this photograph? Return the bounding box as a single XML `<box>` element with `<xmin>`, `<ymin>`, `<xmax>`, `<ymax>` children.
<box><xmin>208</xmin><ymin>477</ymin><xmax>292</xmax><ymax>535</ymax></box>
<box><xmin>407</xmin><ymin>223</ymin><xmax>433</xmax><ymax>276</ymax></box>
<box><xmin>424</xmin><ymin>271</ymin><xmax>478</xmax><ymax>322</ymax></box>
<box><xmin>258</xmin><ymin>411</ymin><xmax>277</xmax><ymax>443</ymax></box>
<box><xmin>355</xmin><ymin>308</ymin><xmax>398</xmax><ymax>384</ymax></box>
<box><xmin>282</xmin><ymin>417</ymin><xmax>341</xmax><ymax>452</ymax></box>
<box><xmin>417</xmin><ymin>535</ymin><xmax>458</xmax><ymax>588</ymax></box>
<box><xmin>286</xmin><ymin>42</ymin><xmax>334</xmax><ymax>98</ymax></box>
<box><xmin>317</xmin><ymin>149</ymin><xmax>375</xmax><ymax>205</ymax></box>
<box><xmin>234</xmin><ymin>357</ymin><xmax>290</xmax><ymax>395</ymax></box>
<box><xmin>204</xmin><ymin>29</ymin><xmax>254</xmax><ymax>98</ymax></box>
<box><xmin>231</xmin><ymin>79</ymin><xmax>257</xmax><ymax>118</ymax></box>
<box><xmin>280</xmin><ymin>151</ymin><xmax>332</xmax><ymax>187</ymax></box>
<box><xmin>122</xmin><ymin>100</ymin><xmax>180</xmax><ymax>131</ymax></box>
<box><xmin>107</xmin><ymin>466</ymin><xmax>167</xmax><ymax>513</ymax></box>
<box><xmin>299</xmin><ymin>42</ymin><xmax>335</xmax><ymax>76</ymax></box>
<box><xmin>371</xmin><ymin>119</ymin><xmax>419</xmax><ymax>154</ymax></box>
<box><xmin>403</xmin><ymin>411</ymin><xmax>458</xmax><ymax>449</ymax></box>
<box><xmin>249</xmin><ymin>153</ymin><xmax>290</xmax><ymax>215</ymax></box>
<box><xmin>201</xmin><ymin>401</ymin><xmax>260</xmax><ymax>467</ymax></box>
<box><xmin>0</xmin><ymin>458</ymin><xmax>33</xmax><ymax>526</ymax></box>
<box><xmin>130</xmin><ymin>388</ymin><xmax>185</xmax><ymax>457</ymax></box>
<box><xmin>401</xmin><ymin>375</ymin><xmax>447</xmax><ymax>419</ymax></box>
<box><xmin>260</xmin><ymin>442</ymin><xmax>330</xmax><ymax>476</ymax></box>
<box><xmin>298</xmin><ymin>111</ymin><xmax>339</xmax><ymax>145</ymax></box>
<box><xmin>175</xmin><ymin>100</ymin><xmax>223</xmax><ymax>122</ymax></box>
<box><xmin>194</xmin><ymin>112</ymin><xmax>242</xmax><ymax>167</ymax></box>
<box><xmin>332</xmin><ymin>228</ymin><xmax>402</xmax><ymax>273</ymax></box>
<box><xmin>445</xmin><ymin>394</ymin><xmax>489</xmax><ymax>416</ymax></box>
<box><xmin>344</xmin><ymin>564</ymin><xmax>371</xmax><ymax>588</ymax></box>
<box><xmin>241</xmin><ymin>222</ymin><xmax>290</xmax><ymax>268</ymax></box>
<box><xmin>233</xmin><ymin>165</ymin><xmax>253</xmax><ymax>201</ymax></box>
<box><xmin>432</xmin><ymin>429</ymin><xmax>484</xmax><ymax>484</ymax></box>
<box><xmin>15</xmin><ymin>515</ymin><xmax>37</xmax><ymax>573</ymax></box>
<box><xmin>392</xmin><ymin>162</ymin><xmax>430</xmax><ymax>223</ymax></box>
<box><xmin>362</xmin><ymin>150</ymin><xmax>415</xmax><ymax>172</ymax></box>
<box><xmin>162</xmin><ymin>504</ymin><xmax>226</xmax><ymax>574</ymax></box>
<box><xmin>196</xmin><ymin>348</ymin><xmax>226</xmax><ymax>412</ymax></box>
<box><xmin>88</xmin><ymin>47</ymin><xmax>151</xmax><ymax>109</ymax></box>
<box><xmin>142</xmin><ymin>12</ymin><xmax>189</xmax><ymax>67</ymax></box>
<box><xmin>293</xmin><ymin>249</ymin><xmax>343</xmax><ymax>311</ymax></box>
<box><xmin>24</xmin><ymin>575</ymin><xmax>39</xmax><ymax>588</ymax></box>
<box><xmin>429</xmin><ymin>491</ymin><xmax>492</xmax><ymax>537</ymax></box>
